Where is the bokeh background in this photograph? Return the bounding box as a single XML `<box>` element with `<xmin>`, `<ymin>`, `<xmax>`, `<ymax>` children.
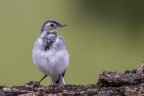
<box><xmin>0</xmin><ymin>0</ymin><xmax>144</xmax><ymax>86</ymax></box>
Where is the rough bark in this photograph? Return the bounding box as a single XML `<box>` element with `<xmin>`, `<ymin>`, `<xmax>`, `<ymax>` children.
<box><xmin>1</xmin><ymin>63</ymin><xmax>144</xmax><ymax>96</ymax></box>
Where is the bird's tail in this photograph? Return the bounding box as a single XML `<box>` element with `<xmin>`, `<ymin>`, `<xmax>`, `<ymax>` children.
<box><xmin>51</xmin><ymin>74</ymin><xmax>65</xmax><ymax>85</ymax></box>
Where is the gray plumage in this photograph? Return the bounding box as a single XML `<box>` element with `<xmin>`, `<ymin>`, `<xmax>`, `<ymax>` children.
<box><xmin>32</xmin><ymin>20</ymin><xmax>69</xmax><ymax>85</ymax></box>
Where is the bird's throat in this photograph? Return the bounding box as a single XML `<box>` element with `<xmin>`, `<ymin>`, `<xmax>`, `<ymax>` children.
<box><xmin>43</xmin><ymin>32</ymin><xmax>57</xmax><ymax>51</ymax></box>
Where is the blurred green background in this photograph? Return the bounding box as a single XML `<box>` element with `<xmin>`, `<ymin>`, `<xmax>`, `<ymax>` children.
<box><xmin>0</xmin><ymin>0</ymin><xmax>144</xmax><ymax>86</ymax></box>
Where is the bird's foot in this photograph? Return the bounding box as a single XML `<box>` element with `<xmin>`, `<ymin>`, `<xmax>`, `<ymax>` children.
<box><xmin>33</xmin><ymin>81</ymin><xmax>40</xmax><ymax>87</ymax></box>
<box><xmin>24</xmin><ymin>81</ymin><xmax>40</xmax><ymax>88</ymax></box>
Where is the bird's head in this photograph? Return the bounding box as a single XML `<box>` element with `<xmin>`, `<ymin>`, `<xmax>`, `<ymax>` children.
<box><xmin>40</xmin><ymin>20</ymin><xmax>67</xmax><ymax>34</ymax></box>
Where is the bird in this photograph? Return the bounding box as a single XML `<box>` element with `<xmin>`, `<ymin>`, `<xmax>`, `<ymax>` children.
<box><xmin>32</xmin><ymin>20</ymin><xmax>69</xmax><ymax>85</ymax></box>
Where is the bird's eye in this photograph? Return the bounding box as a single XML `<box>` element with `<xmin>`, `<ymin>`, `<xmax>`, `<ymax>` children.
<box><xmin>50</xmin><ymin>24</ymin><xmax>55</xmax><ymax>27</ymax></box>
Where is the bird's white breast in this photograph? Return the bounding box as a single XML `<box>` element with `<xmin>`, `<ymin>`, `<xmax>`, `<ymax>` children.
<box><xmin>32</xmin><ymin>36</ymin><xmax>69</xmax><ymax>76</ymax></box>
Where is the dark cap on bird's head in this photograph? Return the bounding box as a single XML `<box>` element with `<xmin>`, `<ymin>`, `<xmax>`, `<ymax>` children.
<box><xmin>40</xmin><ymin>20</ymin><xmax>67</xmax><ymax>33</ymax></box>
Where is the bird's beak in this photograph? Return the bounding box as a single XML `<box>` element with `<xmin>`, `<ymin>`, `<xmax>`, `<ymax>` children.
<box><xmin>59</xmin><ymin>24</ymin><xmax>67</xmax><ymax>27</ymax></box>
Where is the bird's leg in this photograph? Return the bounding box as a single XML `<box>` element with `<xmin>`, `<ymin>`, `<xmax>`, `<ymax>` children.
<box><xmin>38</xmin><ymin>75</ymin><xmax>47</xmax><ymax>83</ymax></box>
<box><xmin>33</xmin><ymin>75</ymin><xmax>47</xmax><ymax>87</ymax></box>
<box><xmin>55</xmin><ymin>75</ymin><xmax>60</xmax><ymax>84</ymax></box>
<box><xmin>51</xmin><ymin>73</ymin><xmax>65</xmax><ymax>86</ymax></box>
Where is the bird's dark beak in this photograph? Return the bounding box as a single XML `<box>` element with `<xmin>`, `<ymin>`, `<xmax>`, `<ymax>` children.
<box><xmin>59</xmin><ymin>24</ymin><xmax>67</xmax><ymax>27</ymax></box>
